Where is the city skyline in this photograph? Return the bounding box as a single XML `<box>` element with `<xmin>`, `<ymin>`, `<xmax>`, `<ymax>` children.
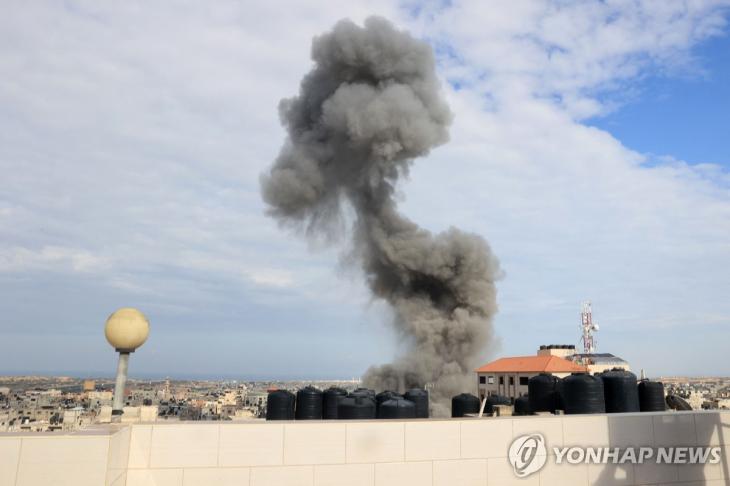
<box><xmin>2</xmin><ymin>1</ymin><xmax>730</xmax><ymax>379</ymax></box>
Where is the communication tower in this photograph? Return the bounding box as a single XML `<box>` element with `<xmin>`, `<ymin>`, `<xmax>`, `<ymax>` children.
<box><xmin>580</xmin><ymin>301</ymin><xmax>599</xmax><ymax>354</ymax></box>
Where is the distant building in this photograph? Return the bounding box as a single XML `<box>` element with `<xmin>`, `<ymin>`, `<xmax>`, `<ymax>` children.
<box><xmin>88</xmin><ymin>390</ymin><xmax>113</xmax><ymax>401</ymax></box>
<box><xmin>62</xmin><ymin>407</ymin><xmax>88</xmax><ymax>431</ymax></box>
<box><xmin>476</xmin><ymin>339</ymin><xmax>633</xmax><ymax>401</ymax></box>
<box><xmin>569</xmin><ymin>353</ymin><xmax>631</xmax><ymax>374</ymax></box>
<box><xmin>537</xmin><ymin>344</ymin><xmax>576</xmax><ymax>359</ymax></box>
<box><xmin>83</xmin><ymin>380</ymin><xmax>96</xmax><ymax>392</ymax></box>
<box><xmin>219</xmin><ymin>404</ymin><xmax>238</xmax><ymax>418</ymax></box>
<box><xmin>234</xmin><ymin>409</ymin><xmax>257</xmax><ymax>419</ymax></box>
<box><xmin>536</xmin><ymin>344</ymin><xmax>631</xmax><ymax>374</ymax></box>
<box><xmin>120</xmin><ymin>405</ymin><xmax>159</xmax><ymax>423</ymax></box>
<box><xmin>179</xmin><ymin>406</ymin><xmax>202</xmax><ymax>421</ymax></box>
<box><xmin>244</xmin><ymin>391</ymin><xmax>267</xmax><ymax>408</ymax></box>
<box><xmin>97</xmin><ymin>406</ymin><xmax>113</xmax><ymax>423</ymax></box>
<box><xmin>475</xmin><ymin>354</ymin><xmax>586</xmax><ymax>400</ymax></box>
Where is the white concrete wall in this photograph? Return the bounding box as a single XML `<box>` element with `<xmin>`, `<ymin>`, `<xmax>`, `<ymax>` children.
<box><xmin>0</xmin><ymin>424</ymin><xmax>129</xmax><ymax>486</ymax></box>
<box><xmin>1</xmin><ymin>411</ymin><xmax>729</xmax><ymax>486</ymax></box>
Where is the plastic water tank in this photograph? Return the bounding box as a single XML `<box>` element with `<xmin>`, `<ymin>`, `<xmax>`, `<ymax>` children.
<box><xmin>484</xmin><ymin>394</ymin><xmax>511</xmax><ymax>414</ymax></box>
<box><xmin>514</xmin><ymin>395</ymin><xmax>531</xmax><ymax>416</ymax></box>
<box><xmin>555</xmin><ymin>378</ymin><xmax>565</xmax><ymax>411</ymax></box>
<box><xmin>337</xmin><ymin>396</ymin><xmax>376</xmax><ymax>419</ymax></box>
<box><xmin>638</xmin><ymin>380</ymin><xmax>666</xmax><ymax>411</ymax></box>
<box><xmin>295</xmin><ymin>386</ymin><xmax>323</xmax><ymax>420</ymax></box>
<box><xmin>666</xmin><ymin>394</ymin><xmax>692</xmax><ymax>411</ymax></box>
<box><xmin>376</xmin><ymin>391</ymin><xmax>402</xmax><ymax>409</ymax></box>
<box><xmin>377</xmin><ymin>398</ymin><xmax>416</xmax><ymax>419</ymax></box>
<box><xmin>266</xmin><ymin>390</ymin><xmax>295</xmax><ymax>420</ymax></box>
<box><xmin>528</xmin><ymin>373</ymin><xmax>559</xmax><ymax>413</ymax></box>
<box><xmin>560</xmin><ymin>373</ymin><xmax>606</xmax><ymax>414</ymax></box>
<box><xmin>600</xmin><ymin>369</ymin><xmax>640</xmax><ymax>413</ymax></box>
<box><xmin>451</xmin><ymin>393</ymin><xmax>481</xmax><ymax>417</ymax></box>
<box><xmin>404</xmin><ymin>388</ymin><xmax>429</xmax><ymax>418</ymax></box>
<box><xmin>351</xmin><ymin>388</ymin><xmax>376</xmax><ymax>400</ymax></box>
<box><xmin>322</xmin><ymin>387</ymin><xmax>347</xmax><ymax>419</ymax></box>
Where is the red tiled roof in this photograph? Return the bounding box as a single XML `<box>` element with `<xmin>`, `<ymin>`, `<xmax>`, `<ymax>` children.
<box><xmin>475</xmin><ymin>355</ymin><xmax>587</xmax><ymax>373</ymax></box>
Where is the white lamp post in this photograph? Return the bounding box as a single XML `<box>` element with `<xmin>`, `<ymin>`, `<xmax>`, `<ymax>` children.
<box><xmin>104</xmin><ymin>308</ymin><xmax>150</xmax><ymax>420</ymax></box>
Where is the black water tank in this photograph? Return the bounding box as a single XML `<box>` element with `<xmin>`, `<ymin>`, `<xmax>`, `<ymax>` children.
<box><xmin>377</xmin><ymin>398</ymin><xmax>416</xmax><ymax>419</ymax></box>
<box><xmin>351</xmin><ymin>388</ymin><xmax>376</xmax><ymax>400</ymax></box>
<box><xmin>638</xmin><ymin>380</ymin><xmax>666</xmax><ymax>411</ymax></box>
<box><xmin>266</xmin><ymin>390</ymin><xmax>295</xmax><ymax>420</ymax></box>
<box><xmin>376</xmin><ymin>391</ymin><xmax>402</xmax><ymax>409</ymax></box>
<box><xmin>323</xmin><ymin>387</ymin><xmax>347</xmax><ymax>419</ymax></box>
<box><xmin>600</xmin><ymin>369</ymin><xmax>640</xmax><ymax>413</ymax></box>
<box><xmin>404</xmin><ymin>389</ymin><xmax>429</xmax><ymax>418</ymax></box>
<box><xmin>666</xmin><ymin>394</ymin><xmax>692</xmax><ymax>411</ymax></box>
<box><xmin>561</xmin><ymin>373</ymin><xmax>605</xmax><ymax>414</ymax></box>
<box><xmin>528</xmin><ymin>373</ymin><xmax>559</xmax><ymax>413</ymax></box>
<box><xmin>484</xmin><ymin>394</ymin><xmax>511</xmax><ymax>414</ymax></box>
<box><xmin>295</xmin><ymin>386</ymin><xmax>323</xmax><ymax>420</ymax></box>
<box><xmin>514</xmin><ymin>395</ymin><xmax>531</xmax><ymax>416</ymax></box>
<box><xmin>555</xmin><ymin>378</ymin><xmax>565</xmax><ymax>411</ymax></box>
<box><xmin>337</xmin><ymin>396</ymin><xmax>377</xmax><ymax>419</ymax></box>
<box><xmin>451</xmin><ymin>393</ymin><xmax>481</xmax><ymax>418</ymax></box>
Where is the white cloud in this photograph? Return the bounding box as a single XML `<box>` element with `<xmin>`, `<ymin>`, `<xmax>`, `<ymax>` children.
<box><xmin>244</xmin><ymin>269</ymin><xmax>294</xmax><ymax>289</ymax></box>
<box><xmin>0</xmin><ymin>246</ymin><xmax>111</xmax><ymax>273</ymax></box>
<box><xmin>394</xmin><ymin>0</ymin><xmax>730</xmax><ymax>374</ymax></box>
<box><xmin>411</xmin><ymin>0</ymin><xmax>730</xmax><ymax>117</ymax></box>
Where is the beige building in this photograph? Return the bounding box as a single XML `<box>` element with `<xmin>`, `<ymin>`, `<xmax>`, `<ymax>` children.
<box><xmin>537</xmin><ymin>345</ymin><xmax>632</xmax><ymax>374</ymax></box>
<box><xmin>536</xmin><ymin>344</ymin><xmax>576</xmax><ymax>358</ymax></box>
<box><xmin>88</xmin><ymin>390</ymin><xmax>113</xmax><ymax>401</ymax></box>
<box><xmin>475</xmin><ymin>354</ymin><xmax>586</xmax><ymax>400</ymax></box>
<box><xmin>570</xmin><ymin>353</ymin><xmax>631</xmax><ymax>374</ymax></box>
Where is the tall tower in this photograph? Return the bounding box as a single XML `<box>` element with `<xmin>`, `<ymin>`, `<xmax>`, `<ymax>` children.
<box><xmin>580</xmin><ymin>301</ymin><xmax>599</xmax><ymax>354</ymax></box>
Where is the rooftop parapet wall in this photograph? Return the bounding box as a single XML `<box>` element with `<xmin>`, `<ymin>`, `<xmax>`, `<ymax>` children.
<box><xmin>0</xmin><ymin>411</ymin><xmax>729</xmax><ymax>486</ymax></box>
<box><xmin>0</xmin><ymin>425</ymin><xmax>129</xmax><ymax>486</ymax></box>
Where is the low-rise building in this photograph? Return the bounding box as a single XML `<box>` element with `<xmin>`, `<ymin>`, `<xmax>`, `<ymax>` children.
<box><xmin>475</xmin><ymin>354</ymin><xmax>586</xmax><ymax>400</ymax></box>
<box><xmin>570</xmin><ymin>353</ymin><xmax>631</xmax><ymax>373</ymax></box>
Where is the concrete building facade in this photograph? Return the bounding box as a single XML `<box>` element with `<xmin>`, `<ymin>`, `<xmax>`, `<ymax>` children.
<box><xmin>571</xmin><ymin>353</ymin><xmax>632</xmax><ymax>374</ymax></box>
<box><xmin>475</xmin><ymin>355</ymin><xmax>587</xmax><ymax>400</ymax></box>
<box><xmin>477</xmin><ymin>345</ymin><xmax>633</xmax><ymax>401</ymax></box>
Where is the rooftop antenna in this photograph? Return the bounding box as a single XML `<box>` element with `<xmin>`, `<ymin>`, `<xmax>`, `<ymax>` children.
<box><xmin>580</xmin><ymin>301</ymin><xmax>598</xmax><ymax>354</ymax></box>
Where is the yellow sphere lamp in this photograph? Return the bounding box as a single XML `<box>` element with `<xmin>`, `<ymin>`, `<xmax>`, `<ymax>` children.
<box><xmin>105</xmin><ymin>308</ymin><xmax>149</xmax><ymax>419</ymax></box>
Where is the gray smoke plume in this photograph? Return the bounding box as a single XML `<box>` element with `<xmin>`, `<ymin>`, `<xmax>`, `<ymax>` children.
<box><xmin>261</xmin><ymin>17</ymin><xmax>501</xmax><ymax>416</ymax></box>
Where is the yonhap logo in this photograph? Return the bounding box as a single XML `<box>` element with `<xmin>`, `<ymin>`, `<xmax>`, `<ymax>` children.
<box><xmin>509</xmin><ymin>433</ymin><xmax>547</xmax><ymax>477</ymax></box>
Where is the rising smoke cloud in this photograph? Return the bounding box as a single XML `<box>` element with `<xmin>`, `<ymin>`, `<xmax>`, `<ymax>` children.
<box><xmin>261</xmin><ymin>17</ymin><xmax>501</xmax><ymax>416</ymax></box>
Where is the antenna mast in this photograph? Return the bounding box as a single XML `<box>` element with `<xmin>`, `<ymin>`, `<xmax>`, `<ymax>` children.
<box><xmin>580</xmin><ymin>301</ymin><xmax>598</xmax><ymax>354</ymax></box>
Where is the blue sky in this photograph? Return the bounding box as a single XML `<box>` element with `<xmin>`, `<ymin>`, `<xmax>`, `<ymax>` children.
<box><xmin>590</xmin><ymin>33</ymin><xmax>730</xmax><ymax>169</ymax></box>
<box><xmin>1</xmin><ymin>1</ymin><xmax>729</xmax><ymax>380</ymax></box>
